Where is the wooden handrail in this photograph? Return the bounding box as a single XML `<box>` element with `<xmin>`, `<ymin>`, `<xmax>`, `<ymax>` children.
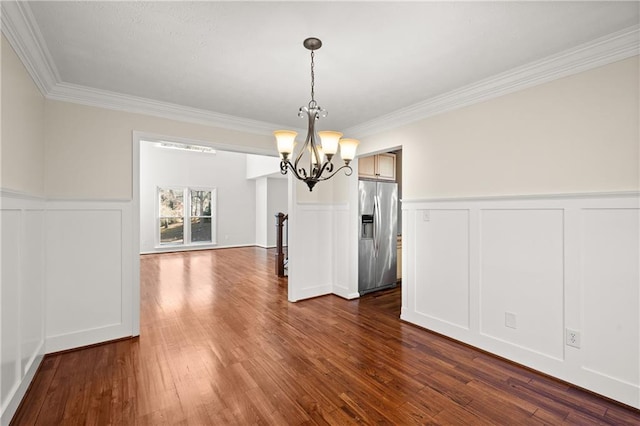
<box><xmin>275</xmin><ymin>213</ymin><xmax>288</xmax><ymax>277</ymax></box>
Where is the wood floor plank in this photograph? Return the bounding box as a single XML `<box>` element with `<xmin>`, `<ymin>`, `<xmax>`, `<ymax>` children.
<box><xmin>11</xmin><ymin>247</ymin><xmax>640</xmax><ymax>425</ymax></box>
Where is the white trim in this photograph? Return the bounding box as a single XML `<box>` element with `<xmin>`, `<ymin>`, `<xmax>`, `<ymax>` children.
<box><xmin>0</xmin><ymin>352</ymin><xmax>44</xmax><ymax>426</ymax></box>
<box><xmin>0</xmin><ymin>188</ymin><xmax>45</xmax><ymax>202</ymax></box>
<box><xmin>344</xmin><ymin>25</ymin><xmax>640</xmax><ymax>138</ymax></box>
<box><xmin>332</xmin><ymin>287</ymin><xmax>360</xmax><ymax>300</ymax></box>
<box><xmin>136</xmin><ymin>132</ymin><xmax>277</xmax><ymax>157</ymax></box>
<box><xmin>140</xmin><ymin>243</ymin><xmax>256</xmax><ymax>255</ymax></box>
<box><xmin>45</xmin><ymin>324</ymin><xmax>132</xmax><ymax>354</ymax></box>
<box><xmin>0</xmin><ymin>0</ymin><xmax>59</xmax><ymax>96</ymax></box>
<box><xmin>255</xmin><ymin>244</ymin><xmax>277</xmax><ymax>249</ymax></box>
<box><xmin>47</xmin><ymin>82</ymin><xmax>284</xmax><ymax>136</ymax></box>
<box><xmin>402</xmin><ymin>191</ymin><xmax>640</xmax><ymax>205</ymax></box>
<box><xmin>289</xmin><ymin>285</ymin><xmax>333</xmax><ymax>303</ymax></box>
<box><xmin>2</xmin><ymin>0</ymin><xmax>637</xmax><ymax>139</ymax></box>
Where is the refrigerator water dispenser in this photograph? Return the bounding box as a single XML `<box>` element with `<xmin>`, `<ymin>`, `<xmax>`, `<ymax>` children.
<box><xmin>361</xmin><ymin>214</ymin><xmax>374</xmax><ymax>239</ymax></box>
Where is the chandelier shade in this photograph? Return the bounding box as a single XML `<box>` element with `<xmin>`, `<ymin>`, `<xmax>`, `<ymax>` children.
<box><xmin>274</xmin><ymin>130</ymin><xmax>297</xmax><ymax>155</ymax></box>
<box><xmin>275</xmin><ymin>37</ymin><xmax>359</xmax><ymax>192</ymax></box>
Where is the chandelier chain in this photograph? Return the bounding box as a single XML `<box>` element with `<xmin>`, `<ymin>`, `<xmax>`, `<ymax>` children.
<box><xmin>310</xmin><ymin>50</ymin><xmax>315</xmax><ymax>105</ymax></box>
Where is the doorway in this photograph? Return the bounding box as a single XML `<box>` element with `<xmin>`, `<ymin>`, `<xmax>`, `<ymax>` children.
<box><xmin>131</xmin><ymin>131</ymin><xmax>287</xmax><ymax>336</ymax></box>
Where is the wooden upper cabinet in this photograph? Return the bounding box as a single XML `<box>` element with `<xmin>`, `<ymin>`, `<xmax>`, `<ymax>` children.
<box><xmin>358</xmin><ymin>155</ymin><xmax>377</xmax><ymax>179</ymax></box>
<box><xmin>376</xmin><ymin>153</ymin><xmax>396</xmax><ymax>180</ymax></box>
<box><xmin>358</xmin><ymin>153</ymin><xmax>396</xmax><ymax>181</ymax></box>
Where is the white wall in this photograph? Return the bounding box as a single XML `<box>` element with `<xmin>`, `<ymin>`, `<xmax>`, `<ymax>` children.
<box><xmin>248</xmin><ymin>155</ymin><xmax>288</xmax><ymax>248</ymax></box>
<box><xmin>0</xmin><ymin>36</ymin><xmax>45</xmax><ymax>195</ymax></box>
<box><xmin>361</xmin><ymin>57</ymin><xmax>639</xmax><ymax>198</ymax></box>
<box><xmin>255</xmin><ymin>177</ymin><xmax>268</xmax><ymax>248</ymax></box>
<box><xmin>140</xmin><ymin>142</ymin><xmax>256</xmax><ymax>252</ymax></box>
<box><xmin>0</xmin><ymin>36</ymin><xmax>46</xmax><ymax>425</ymax></box>
<box><xmin>44</xmin><ymin>100</ymin><xmax>274</xmax><ymax>200</ymax></box>
<box><xmin>246</xmin><ymin>154</ymin><xmax>281</xmax><ymax>179</ymax></box>
<box><xmin>266</xmin><ymin>178</ymin><xmax>288</xmax><ymax>247</ymax></box>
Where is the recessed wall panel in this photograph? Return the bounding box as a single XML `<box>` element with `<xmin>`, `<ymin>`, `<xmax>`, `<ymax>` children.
<box><xmin>46</xmin><ymin>210</ymin><xmax>123</xmax><ymax>337</ymax></box>
<box><xmin>415</xmin><ymin>209</ymin><xmax>469</xmax><ymax>328</ymax></box>
<box><xmin>480</xmin><ymin>209</ymin><xmax>564</xmax><ymax>360</ymax></box>
<box><xmin>582</xmin><ymin>208</ymin><xmax>639</xmax><ymax>385</ymax></box>
<box><xmin>1</xmin><ymin>210</ymin><xmax>21</xmax><ymax>407</ymax></box>
<box><xmin>20</xmin><ymin>210</ymin><xmax>45</xmax><ymax>374</ymax></box>
<box><xmin>289</xmin><ymin>205</ymin><xmax>333</xmax><ymax>300</ymax></box>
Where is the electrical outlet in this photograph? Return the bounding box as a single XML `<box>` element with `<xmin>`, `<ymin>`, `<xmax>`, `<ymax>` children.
<box><xmin>422</xmin><ymin>210</ymin><xmax>430</xmax><ymax>222</ymax></box>
<box><xmin>505</xmin><ymin>312</ymin><xmax>517</xmax><ymax>329</ymax></box>
<box><xmin>566</xmin><ymin>329</ymin><xmax>581</xmax><ymax>348</ymax></box>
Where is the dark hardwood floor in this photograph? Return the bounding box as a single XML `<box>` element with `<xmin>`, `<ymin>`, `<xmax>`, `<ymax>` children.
<box><xmin>12</xmin><ymin>247</ymin><xmax>640</xmax><ymax>425</ymax></box>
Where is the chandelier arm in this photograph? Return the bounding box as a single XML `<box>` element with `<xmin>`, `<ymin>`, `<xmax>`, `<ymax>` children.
<box><xmin>312</xmin><ymin>158</ymin><xmax>334</xmax><ymax>180</ymax></box>
<box><xmin>309</xmin><ymin>131</ymin><xmax>322</xmax><ymax>180</ymax></box>
<box><xmin>315</xmin><ymin>164</ymin><xmax>354</xmax><ymax>182</ymax></box>
<box><xmin>292</xmin><ymin>132</ymin><xmax>311</xmax><ymax>179</ymax></box>
<box><xmin>281</xmin><ymin>159</ymin><xmax>306</xmax><ymax>181</ymax></box>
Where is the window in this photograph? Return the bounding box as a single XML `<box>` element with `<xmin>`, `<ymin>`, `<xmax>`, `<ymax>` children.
<box><xmin>159</xmin><ymin>188</ymin><xmax>184</xmax><ymax>244</ymax></box>
<box><xmin>190</xmin><ymin>190</ymin><xmax>213</xmax><ymax>243</ymax></box>
<box><xmin>158</xmin><ymin>187</ymin><xmax>216</xmax><ymax>246</ymax></box>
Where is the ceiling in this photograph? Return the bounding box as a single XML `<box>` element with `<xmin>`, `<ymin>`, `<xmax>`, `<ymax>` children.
<box><xmin>10</xmin><ymin>1</ymin><xmax>640</xmax><ymax>133</ymax></box>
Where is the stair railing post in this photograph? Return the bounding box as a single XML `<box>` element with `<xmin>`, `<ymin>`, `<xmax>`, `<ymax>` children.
<box><xmin>276</xmin><ymin>213</ymin><xmax>286</xmax><ymax>277</ymax></box>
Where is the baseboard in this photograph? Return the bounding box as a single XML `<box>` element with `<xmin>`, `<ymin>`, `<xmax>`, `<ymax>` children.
<box><xmin>0</xmin><ymin>352</ymin><xmax>44</xmax><ymax>426</ymax></box>
<box><xmin>332</xmin><ymin>286</ymin><xmax>360</xmax><ymax>300</ymax></box>
<box><xmin>46</xmin><ymin>323</ymin><xmax>132</xmax><ymax>354</ymax></box>
<box><xmin>140</xmin><ymin>242</ymin><xmax>256</xmax><ymax>254</ymax></box>
<box><xmin>289</xmin><ymin>285</ymin><xmax>332</xmax><ymax>302</ymax></box>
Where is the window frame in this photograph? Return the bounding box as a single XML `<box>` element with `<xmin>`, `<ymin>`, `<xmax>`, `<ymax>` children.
<box><xmin>157</xmin><ymin>186</ymin><xmax>217</xmax><ymax>247</ymax></box>
<box><xmin>158</xmin><ymin>186</ymin><xmax>186</xmax><ymax>246</ymax></box>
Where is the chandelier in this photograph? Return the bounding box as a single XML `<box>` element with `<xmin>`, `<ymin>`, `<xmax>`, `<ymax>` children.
<box><xmin>274</xmin><ymin>37</ymin><xmax>359</xmax><ymax>191</ymax></box>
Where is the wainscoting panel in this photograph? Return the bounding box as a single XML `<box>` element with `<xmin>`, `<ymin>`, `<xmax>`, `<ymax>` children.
<box><xmin>20</xmin><ymin>210</ymin><xmax>45</xmax><ymax>375</ymax></box>
<box><xmin>414</xmin><ymin>209</ymin><xmax>470</xmax><ymax>329</ymax></box>
<box><xmin>287</xmin><ymin>204</ymin><xmax>334</xmax><ymax>301</ymax></box>
<box><xmin>402</xmin><ymin>193</ymin><xmax>639</xmax><ymax>408</ymax></box>
<box><xmin>45</xmin><ymin>200</ymin><xmax>133</xmax><ymax>353</ymax></box>
<box><xmin>581</xmin><ymin>208</ymin><xmax>639</xmax><ymax>394</ymax></box>
<box><xmin>480</xmin><ymin>209</ymin><xmax>564</xmax><ymax>360</ymax></box>
<box><xmin>1</xmin><ymin>210</ymin><xmax>21</xmax><ymax>413</ymax></box>
<box><xmin>332</xmin><ymin>205</ymin><xmax>358</xmax><ymax>299</ymax></box>
<box><xmin>0</xmin><ymin>192</ymin><xmax>46</xmax><ymax>425</ymax></box>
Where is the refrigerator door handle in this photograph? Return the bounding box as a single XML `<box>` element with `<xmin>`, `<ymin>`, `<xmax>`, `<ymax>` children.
<box><xmin>375</xmin><ymin>195</ymin><xmax>381</xmax><ymax>256</ymax></box>
<box><xmin>372</xmin><ymin>195</ymin><xmax>378</xmax><ymax>255</ymax></box>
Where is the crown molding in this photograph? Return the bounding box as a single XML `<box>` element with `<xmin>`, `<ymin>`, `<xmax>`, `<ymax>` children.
<box><xmin>0</xmin><ymin>0</ymin><xmax>59</xmax><ymax>94</ymax></box>
<box><xmin>47</xmin><ymin>82</ymin><xmax>283</xmax><ymax>136</ymax></box>
<box><xmin>344</xmin><ymin>25</ymin><xmax>640</xmax><ymax>138</ymax></box>
<box><xmin>3</xmin><ymin>0</ymin><xmax>638</xmax><ymax>138</ymax></box>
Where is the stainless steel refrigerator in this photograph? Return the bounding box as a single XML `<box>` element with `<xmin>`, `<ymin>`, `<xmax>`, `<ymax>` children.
<box><xmin>358</xmin><ymin>180</ymin><xmax>398</xmax><ymax>295</ymax></box>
